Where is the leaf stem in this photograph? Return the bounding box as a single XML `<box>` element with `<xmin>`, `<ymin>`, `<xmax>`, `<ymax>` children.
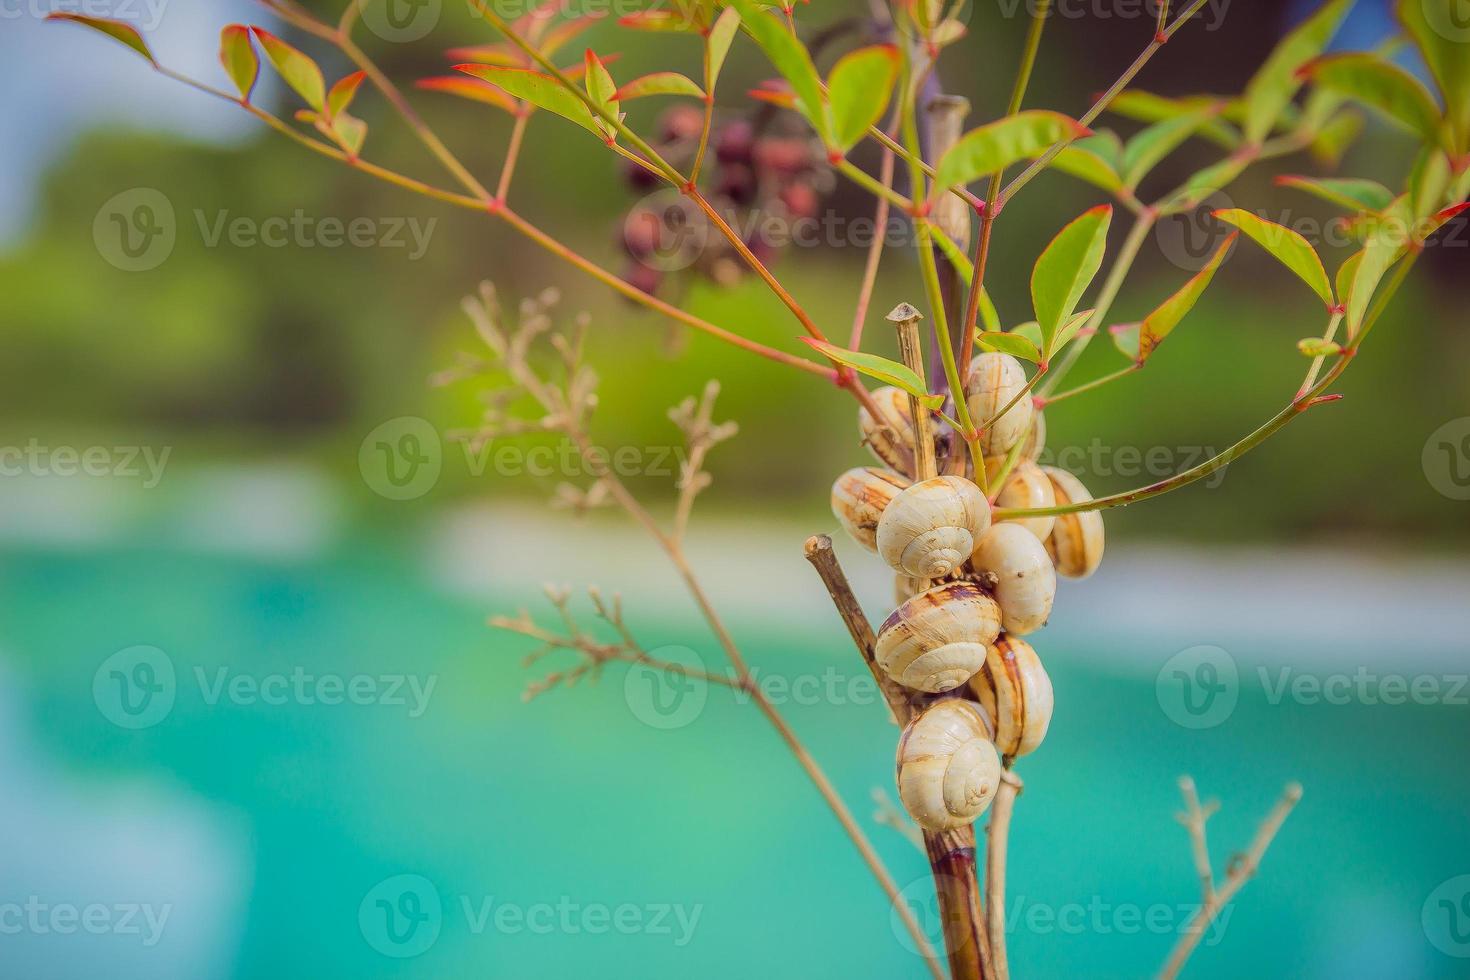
<box><xmin>496</xmin><ymin>110</ymin><xmax>530</xmax><ymax>202</ymax></box>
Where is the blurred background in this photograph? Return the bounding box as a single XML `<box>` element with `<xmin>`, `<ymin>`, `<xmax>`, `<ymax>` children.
<box><xmin>2</xmin><ymin>0</ymin><xmax>1468</xmax><ymax>977</ymax></box>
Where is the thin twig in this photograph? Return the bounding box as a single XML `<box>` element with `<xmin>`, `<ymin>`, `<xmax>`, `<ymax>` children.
<box><xmin>985</xmin><ymin>769</ymin><xmax>1024</xmax><ymax>980</ymax></box>
<box><xmin>1176</xmin><ymin>775</ymin><xmax>1218</xmax><ymax>904</ymax></box>
<box><xmin>1158</xmin><ymin>781</ymin><xmax>1303</xmax><ymax>979</ymax></box>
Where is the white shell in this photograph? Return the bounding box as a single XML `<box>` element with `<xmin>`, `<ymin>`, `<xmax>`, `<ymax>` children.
<box><xmin>1041</xmin><ymin>466</ymin><xmax>1105</xmax><ymax>579</ymax></box>
<box><xmin>859</xmin><ymin>386</ymin><xmax>921</xmax><ymax>477</ymax></box>
<box><xmin>965</xmin><ymin>353</ymin><xmax>1035</xmax><ymax>456</ymax></box>
<box><xmin>894</xmin><ymin>573</ymin><xmax>925</xmax><ymax>606</ymax></box>
<box><xmin>876</xmin><ymin>476</ymin><xmax>991</xmax><ymax>579</ymax></box>
<box><xmin>984</xmin><ymin>459</ymin><xmax>1057</xmax><ymax>543</ymax></box>
<box><xmin>970</xmin><ymin>523</ymin><xmax>1056</xmax><ymax>636</ymax></box>
<box><xmin>1022</xmin><ymin>409</ymin><xmax>1046</xmax><ymax>462</ymax></box>
<box><xmin>875</xmin><ymin>581</ymin><xmax>1002</xmax><ymax>692</ymax></box>
<box><xmin>896</xmin><ymin>700</ymin><xmax>1002</xmax><ymax>831</ymax></box>
<box><xmin>830</xmin><ymin>467</ymin><xmax>910</xmax><ymax>552</ymax></box>
<box><xmin>968</xmin><ymin>635</ymin><xmax>1054</xmax><ymax>758</ymax></box>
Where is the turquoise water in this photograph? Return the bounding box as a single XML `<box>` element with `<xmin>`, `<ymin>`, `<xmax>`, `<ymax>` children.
<box><xmin>3</xmin><ymin>536</ymin><xmax>1467</xmax><ymax>978</ymax></box>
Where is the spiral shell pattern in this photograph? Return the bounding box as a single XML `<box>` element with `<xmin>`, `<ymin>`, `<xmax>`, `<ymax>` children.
<box><xmin>875</xmin><ymin>581</ymin><xmax>1002</xmax><ymax>692</ymax></box>
<box><xmin>877</xmin><ymin>476</ymin><xmax>991</xmax><ymax>579</ymax></box>
<box><xmin>896</xmin><ymin>700</ymin><xmax>1002</xmax><ymax>831</ymax></box>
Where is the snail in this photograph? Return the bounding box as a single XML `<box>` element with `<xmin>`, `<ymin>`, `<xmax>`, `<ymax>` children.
<box><xmin>965</xmin><ymin>352</ymin><xmax>1035</xmax><ymax>456</ymax></box>
<box><xmin>968</xmin><ymin>635</ymin><xmax>1054</xmax><ymax>758</ymax></box>
<box><xmin>970</xmin><ymin>523</ymin><xmax>1057</xmax><ymax>636</ymax></box>
<box><xmin>896</xmin><ymin>699</ymin><xmax>1002</xmax><ymax>831</ymax></box>
<box><xmin>983</xmin><ymin>459</ymin><xmax>1057</xmax><ymax>543</ymax></box>
<box><xmin>876</xmin><ymin>476</ymin><xmax>991</xmax><ymax>579</ymax></box>
<box><xmin>875</xmin><ymin>581</ymin><xmax>1002</xmax><ymax>692</ymax></box>
<box><xmin>1021</xmin><ymin>409</ymin><xmax>1046</xmax><ymax>462</ymax></box>
<box><xmin>830</xmin><ymin>467</ymin><xmax>910</xmax><ymax>553</ymax></box>
<box><xmin>894</xmin><ymin>573</ymin><xmax>926</xmax><ymax>606</ymax></box>
<box><xmin>1040</xmin><ymin>466</ymin><xmax>1105</xmax><ymax>579</ymax></box>
<box><xmin>858</xmin><ymin>386</ymin><xmax>920</xmax><ymax>477</ymax></box>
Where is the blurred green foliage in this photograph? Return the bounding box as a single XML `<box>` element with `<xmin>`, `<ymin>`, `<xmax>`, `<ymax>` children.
<box><xmin>5</xmin><ymin>2</ymin><xmax>1467</xmax><ymax>545</ymax></box>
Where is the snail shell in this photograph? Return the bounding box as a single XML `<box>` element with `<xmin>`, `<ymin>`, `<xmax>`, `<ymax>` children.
<box><xmin>875</xmin><ymin>581</ymin><xmax>1002</xmax><ymax>692</ymax></box>
<box><xmin>968</xmin><ymin>635</ymin><xmax>1054</xmax><ymax>758</ymax></box>
<box><xmin>894</xmin><ymin>573</ymin><xmax>926</xmax><ymax>606</ymax></box>
<box><xmin>983</xmin><ymin>459</ymin><xmax>1057</xmax><ymax>543</ymax></box>
<box><xmin>1041</xmin><ymin>466</ymin><xmax>1105</xmax><ymax>579</ymax></box>
<box><xmin>1021</xmin><ymin>409</ymin><xmax>1046</xmax><ymax>462</ymax></box>
<box><xmin>830</xmin><ymin>467</ymin><xmax>910</xmax><ymax>552</ymax></box>
<box><xmin>896</xmin><ymin>699</ymin><xmax>1002</xmax><ymax>831</ymax></box>
<box><xmin>877</xmin><ymin>476</ymin><xmax>991</xmax><ymax>579</ymax></box>
<box><xmin>965</xmin><ymin>352</ymin><xmax>1035</xmax><ymax>456</ymax></box>
<box><xmin>970</xmin><ymin>523</ymin><xmax>1056</xmax><ymax>636</ymax></box>
<box><xmin>859</xmin><ymin>386</ymin><xmax>919</xmax><ymax>477</ymax></box>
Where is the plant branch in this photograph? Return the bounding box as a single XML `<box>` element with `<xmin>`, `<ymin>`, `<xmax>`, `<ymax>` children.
<box><xmin>985</xmin><ymin>769</ymin><xmax>1023</xmax><ymax>980</ymax></box>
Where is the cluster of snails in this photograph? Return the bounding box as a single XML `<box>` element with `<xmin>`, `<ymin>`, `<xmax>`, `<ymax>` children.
<box><xmin>830</xmin><ymin>352</ymin><xmax>1105</xmax><ymax>832</ymax></box>
<box><xmin>618</xmin><ymin>105</ymin><xmax>831</xmax><ymax>297</ymax></box>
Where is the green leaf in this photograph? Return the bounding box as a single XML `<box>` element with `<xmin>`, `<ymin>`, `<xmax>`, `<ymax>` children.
<box><xmin>1303</xmin><ymin>53</ymin><xmax>1443</xmax><ymax>143</ymax></box>
<box><xmin>617</xmin><ymin>10</ymin><xmax>702</xmax><ymax>32</ymax></box>
<box><xmin>978</xmin><ymin>331</ymin><xmax>1042</xmax><ymax>364</ymax></box>
<box><xmin>416</xmin><ymin>76</ymin><xmax>519</xmax><ymax>114</ymax></box>
<box><xmin>801</xmin><ymin>339</ymin><xmax>942</xmax><ymax>407</ymax></box>
<box><xmin>1212</xmin><ymin>208</ymin><xmax>1334</xmax><ymax>307</ymax></box>
<box><xmin>327</xmin><ymin>71</ymin><xmax>366</xmax><ymax>119</ymax></box>
<box><xmin>1009</xmin><ymin>322</ymin><xmax>1046</xmax><ymax>349</ymax></box>
<box><xmin>331</xmin><ymin>113</ymin><xmax>368</xmax><ymax>156</ymax></box>
<box><xmin>218</xmin><ymin>25</ymin><xmax>258</xmax><ymax>101</ymax></box>
<box><xmin>1048</xmin><ymin>144</ymin><xmax>1124</xmax><ymax>194</ymax></box>
<box><xmin>1399</xmin><ymin>0</ymin><xmax>1470</xmax><ymax>154</ymax></box>
<box><xmin>584</xmin><ymin>49</ymin><xmax>620</xmax><ymax>139</ymax></box>
<box><xmin>1053</xmin><ymin>309</ymin><xmax>1097</xmax><ymax>354</ymax></box>
<box><xmin>455</xmin><ymin>64</ymin><xmax>600</xmax><ymax>135</ymax></box>
<box><xmin>1336</xmin><ymin>249</ymin><xmax>1365</xmax><ymax>311</ymax></box>
<box><xmin>1030</xmin><ymin>205</ymin><xmax>1112</xmax><ymax>355</ymax></box>
<box><xmin>827</xmin><ymin>45</ymin><xmax>899</xmax><ymax>152</ymax></box>
<box><xmin>614</xmin><ymin>71</ymin><xmax>705</xmax><ymax>101</ymax></box>
<box><xmin>707</xmin><ymin>6</ymin><xmax>741</xmax><ymax>87</ymax></box>
<box><xmin>1308</xmin><ymin>108</ymin><xmax>1365</xmax><ymax>167</ymax></box>
<box><xmin>1165</xmin><ymin>154</ymin><xmax>1250</xmax><ymax>212</ymax></box>
<box><xmin>1121</xmin><ymin>110</ymin><xmax>1218</xmax><ymax>190</ymax></box>
<box><xmin>1275</xmin><ymin>175</ymin><xmax>1395</xmax><ymax>212</ymax></box>
<box><xmin>934</xmin><ymin>111</ymin><xmax>1088</xmax><ymax>198</ymax></box>
<box><xmin>1347</xmin><ymin>196</ymin><xmax>1412</xmax><ymax>335</ymax></box>
<box><xmin>252</xmin><ymin>28</ymin><xmax>326</xmax><ymax>112</ymax></box>
<box><xmin>1241</xmin><ymin>0</ymin><xmax>1354</xmax><ymax>144</ymax></box>
<box><xmin>1116</xmin><ymin>233</ymin><xmax>1236</xmax><ymax>363</ymax></box>
<box><xmin>1409</xmin><ymin>146</ymin><xmax>1453</xmax><ymax>220</ymax></box>
<box><xmin>47</xmin><ymin>13</ymin><xmax>155</xmax><ymax>65</ymax></box>
<box><xmin>1298</xmin><ymin>337</ymin><xmax>1343</xmax><ymax>356</ymax></box>
<box><xmin>1108</xmin><ymin>90</ymin><xmax>1239</xmax><ymax>148</ymax></box>
<box><xmin>730</xmin><ymin>0</ymin><xmax>831</xmax><ymax>141</ymax></box>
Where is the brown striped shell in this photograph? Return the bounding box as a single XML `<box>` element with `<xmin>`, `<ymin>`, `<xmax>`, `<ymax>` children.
<box><xmin>964</xmin><ymin>352</ymin><xmax>1035</xmax><ymax>456</ymax></box>
<box><xmin>876</xmin><ymin>476</ymin><xmax>991</xmax><ymax>579</ymax></box>
<box><xmin>830</xmin><ymin>467</ymin><xmax>910</xmax><ymax>552</ymax></box>
<box><xmin>875</xmin><ymin>581</ymin><xmax>1002</xmax><ymax>693</ymax></box>
<box><xmin>983</xmin><ymin>459</ymin><xmax>1057</xmax><ymax>543</ymax></box>
<box><xmin>1040</xmin><ymin>466</ymin><xmax>1105</xmax><ymax>578</ymax></box>
<box><xmin>858</xmin><ymin>386</ymin><xmax>919</xmax><ymax>477</ymax></box>
<box><xmin>896</xmin><ymin>700</ymin><xmax>1001</xmax><ymax>831</ymax></box>
<box><xmin>970</xmin><ymin>523</ymin><xmax>1056</xmax><ymax>636</ymax></box>
<box><xmin>968</xmin><ymin>635</ymin><xmax>1054</xmax><ymax>758</ymax></box>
